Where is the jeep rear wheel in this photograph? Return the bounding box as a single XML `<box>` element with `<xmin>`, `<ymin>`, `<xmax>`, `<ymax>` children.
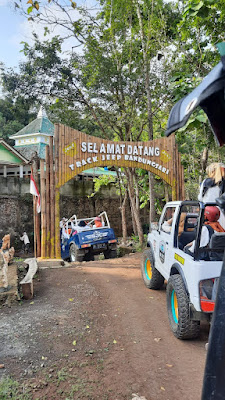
<box><xmin>104</xmin><ymin>249</ymin><xmax>117</xmax><ymax>259</ymax></box>
<box><xmin>141</xmin><ymin>249</ymin><xmax>164</xmax><ymax>289</ymax></box>
<box><xmin>84</xmin><ymin>252</ymin><xmax>95</xmax><ymax>261</ymax></box>
<box><xmin>69</xmin><ymin>243</ymin><xmax>84</xmax><ymax>263</ymax></box>
<box><xmin>167</xmin><ymin>274</ymin><xmax>200</xmax><ymax>339</ymax></box>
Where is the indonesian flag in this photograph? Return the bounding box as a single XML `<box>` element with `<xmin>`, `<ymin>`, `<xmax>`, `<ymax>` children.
<box><xmin>30</xmin><ymin>173</ymin><xmax>41</xmax><ymax>213</ymax></box>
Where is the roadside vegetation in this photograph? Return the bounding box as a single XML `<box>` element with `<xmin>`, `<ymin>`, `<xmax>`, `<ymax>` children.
<box><xmin>0</xmin><ymin>377</ymin><xmax>31</xmax><ymax>400</ymax></box>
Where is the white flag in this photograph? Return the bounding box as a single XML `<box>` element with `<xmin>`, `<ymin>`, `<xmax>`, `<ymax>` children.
<box><xmin>30</xmin><ymin>173</ymin><xmax>41</xmax><ymax>213</ymax></box>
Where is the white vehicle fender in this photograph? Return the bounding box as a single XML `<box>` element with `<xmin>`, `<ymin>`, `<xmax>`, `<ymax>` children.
<box><xmin>170</xmin><ymin>263</ymin><xmax>189</xmax><ymax>295</ymax></box>
<box><xmin>147</xmin><ymin>241</ymin><xmax>155</xmax><ymax>261</ymax></box>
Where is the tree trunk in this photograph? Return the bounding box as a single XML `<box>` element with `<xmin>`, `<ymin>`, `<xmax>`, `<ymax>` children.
<box><xmin>149</xmin><ymin>172</ymin><xmax>156</xmax><ymax>225</ymax></box>
<box><xmin>130</xmin><ymin>200</ymin><xmax>138</xmax><ymax>236</ymax></box>
<box><xmin>126</xmin><ymin>168</ymin><xmax>144</xmax><ymax>246</ymax></box>
<box><xmin>116</xmin><ymin>168</ymin><xmax>128</xmax><ymax>244</ymax></box>
<box><xmin>135</xmin><ymin>1</ymin><xmax>156</xmax><ymax>229</ymax></box>
<box><xmin>133</xmin><ymin>170</ymin><xmax>140</xmax><ymax>209</ymax></box>
<box><xmin>120</xmin><ymin>190</ymin><xmax>128</xmax><ymax>245</ymax></box>
<box><xmin>200</xmin><ymin>147</ymin><xmax>208</xmax><ymax>182</ymax></box>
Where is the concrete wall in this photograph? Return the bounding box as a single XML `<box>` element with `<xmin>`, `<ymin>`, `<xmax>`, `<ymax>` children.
<box><xmin>0</xmin><ymin>176</ymin><xmax>149</xmax><ymax>249</ymax></box>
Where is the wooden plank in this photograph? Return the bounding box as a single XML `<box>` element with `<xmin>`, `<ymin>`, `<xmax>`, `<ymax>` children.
<box><xmin>58</xmin><ymin>123</ymin><xmax>62</xmax><ymax>188</ymax></box>
<box><xmin>175</xmin><ymin>142</ymin><xmax>180</xmax><ymax>200</ymax></box>
<box><xmin>32</xmin><ymin>157</ymin><xmax>41</xmax><ymax>257</ymax></box>
<box><xmin>33</xmin><ymin>197</ymin><xmax>36</xmax><ymax>258</ymax></box>
<box><xmin>50</xmin><ymin>136</ymin><xmax>55</xmax><ymax>258</ymax></box>
<box><xmin>45</xmin><ymin>145</ymin><xmax>50</xmax><ymax>258</ymax></box>
<box><xmin>171</xmin><ymin>134</ymin><xmax>177</xmax><ymax>200</ymax></box>
<box><xmin>54</xmin><ymin>124</ymin><xmax>61</xmax><ymax>259</ymax></box>
<box><xmin>40</xmin><ymin>160</ymin><xmax>46</xmax><ymax>258</ymax></box>
<box><xmin>61</xmin><ymin>125</ymin><xmax>66</xmax><ymax>186</ymax></box>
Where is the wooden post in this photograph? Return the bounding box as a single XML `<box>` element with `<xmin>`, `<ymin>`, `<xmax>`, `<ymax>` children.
<box><xmin>33</xmin><ymin>197</ymin><xmax>37</xmax><ymax>258</ymax></box>
<box><xmin>19</xmin><ymin>165</ymin><xmax>23</xmax><ymax>178</ymax></box>
<box><xmin>45</xmin><ymin>146</ymin><xmax>50</xmax><ymax>258</ymax></box>
<box><xmin>32</xmin><ymin>156</ymin><xmax>41</xmax><ymax>257</ymax></box>
<box><xmin>49</xmin><ymin>136</ymin><xmax>55</xmax><ymax>258</ymax></box>
<box><xmin>40</xmin><ymin>160</ymin><xmax>46</xmax><ymax>258</ymax></box>
<box><xmin>171</xmin><ymin>134</ymin><xmax>177</xmax><ymax>200</ymax></box>
<box><xmin>54</xmin><ymin>124</ymin><xmax>61</xmax><ymax>259</ymax></box>
<box><xmin>175</xmin><ymin>143</ymin><xmax>180</xmax><ymax>200</ymax></box>
<box><xmin>36</xmin><ymin>207</ymin><xmax>41</xmax><ymax>257</ymax></box>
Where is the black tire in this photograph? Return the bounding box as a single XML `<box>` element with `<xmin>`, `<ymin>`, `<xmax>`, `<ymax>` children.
<box><xmin>104</xmin><ymin>249</ymin><xmax>117</xmax><ymax>259</ymax></box>
<box><xmin>69</xmin><ymin>243</ymin><xmax>84</xmax><ymax>262</ymax></box>
<box><xmin>166</xmin><ymin>274</ymin><xmax>200</xmax><ymax>339</ymax></box>
<box><xmin>84</xmin><ymin>252</ymin><xmax>95</xmax><ymax>261</ymax></box>
<box><xmin>141</xmin><ymin>248</ymin><xmax>164</xmax><ymax>289</ymax></box>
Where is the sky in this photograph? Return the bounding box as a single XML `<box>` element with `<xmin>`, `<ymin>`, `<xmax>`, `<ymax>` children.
<box><xmin>0</xmin><ymin>1</ymin><xmax>27</xmax><ymax>69</ymax></box>
<box><xmin>0</xmin><ymin>0</ymin><xmax>99</xmax><ymax>70</ymax></box>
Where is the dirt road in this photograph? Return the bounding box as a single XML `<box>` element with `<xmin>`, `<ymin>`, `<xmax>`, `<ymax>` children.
<box><xmin>0</xmin><ymin>254</ymin><xmax>208</xmax><ymax>400</ymax></box>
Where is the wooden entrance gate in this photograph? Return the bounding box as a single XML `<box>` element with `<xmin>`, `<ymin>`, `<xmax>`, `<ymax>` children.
<box><xmin>39</xmin><ymin>124</ymin><xmax>184</xmax><ymax>259</ymax></box>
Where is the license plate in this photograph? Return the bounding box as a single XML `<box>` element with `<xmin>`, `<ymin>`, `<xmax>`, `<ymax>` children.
<box><xmin>93</xmin><ymin>243</ymin><xmax>106</xmax><ymax>250</ymax></box>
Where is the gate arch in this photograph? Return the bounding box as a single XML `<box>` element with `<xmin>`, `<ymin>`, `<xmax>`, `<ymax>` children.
<box><xmin>40</xmin><ymin>124</ymin><xmax>184</xmax><ymax>258</ymax></box>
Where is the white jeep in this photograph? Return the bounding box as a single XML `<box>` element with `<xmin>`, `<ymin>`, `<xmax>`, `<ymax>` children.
<box><xmin>141</xmin><ymin>201</ymin><xmax>225</xmax><ymax>339</ymax></box>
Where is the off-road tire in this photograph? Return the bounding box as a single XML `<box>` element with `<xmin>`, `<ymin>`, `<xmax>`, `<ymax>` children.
<box><xmin>141</xmin><ymin>248</ymin><xmax>164</xmax><ymax>289</ymax></box>
<box><xmin>104</xmin><ymin>249</ymin><xmax>117</xmax><ymax>259</ymax></box>
<box><xmin>85</xmin><ymin>252</ymin><xmax>95</xmax><ymax>261</ymax></box>
<box><xmin>166</xmin><ymin>274</ymin><xmax>200</xmax><ymax>339</ymax></box>
<box><xmin>69</xmin><ymin>243</ymin><xmax>84</xmax><ymax>263</ymax></box>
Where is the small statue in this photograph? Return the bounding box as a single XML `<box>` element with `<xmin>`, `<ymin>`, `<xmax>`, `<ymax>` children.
<box><xmin>0</xmin><ymin>234</ymin><xmax>15</xmax><ymax>292</ymax></box>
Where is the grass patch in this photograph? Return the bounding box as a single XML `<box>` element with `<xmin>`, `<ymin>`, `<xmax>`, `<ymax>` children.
<box><xmin>0</xmin><ymin>377</ymin><xmax>31</xmax><ymax>400</ymax></box>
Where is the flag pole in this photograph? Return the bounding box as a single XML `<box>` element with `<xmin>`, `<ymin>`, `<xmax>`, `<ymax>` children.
<box><xmin>33</xmin><ymin>195</ymin><xmax>37</xmax><ymax>258</ymax></box>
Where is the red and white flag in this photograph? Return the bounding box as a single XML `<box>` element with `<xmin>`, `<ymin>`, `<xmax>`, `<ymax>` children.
<box><xmin>30</xmin><ymin>173</ymin><xmax>41</xmax><ymax>213</ymax></box>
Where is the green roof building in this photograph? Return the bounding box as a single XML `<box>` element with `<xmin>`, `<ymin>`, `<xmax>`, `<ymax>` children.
<box><xmin>9</xmin><ymin>107</ymin><xmax>117</xmax><ymax>178</ymax></box>
<box><xmin>10</xmin><ymin>106</ymin><xmax>54</xmax><ymax>160</ymax></box>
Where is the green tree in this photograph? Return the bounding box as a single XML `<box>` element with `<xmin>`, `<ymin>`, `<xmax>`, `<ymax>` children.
<box><xmin>7</xmin><ymin>0</ymin><xmax>225</xmax><ymax>232</ymax></box>
<box><xmin>0</xmin><ymin>95</ymin><xmax>36</xmax><ymax>143</ymax></box>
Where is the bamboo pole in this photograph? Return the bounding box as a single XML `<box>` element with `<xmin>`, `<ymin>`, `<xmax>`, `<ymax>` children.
<box><xmin>36</xmin><ymin>208</ymin><xmax>41</xmax><ymax>257</ymax></box>
<box><xmin>54</xmin><ymin>124</ymin><xmax>61</xmax><ymax>259</ymax></box>
<box><xmin>175</xmin><ymin>143</ymin><xmax>180</xmax><ymax>200</ymax></box>
<box><xmin>61</xmin><ymin>125</ymin><xmax>65</xmax><ymax>186</ymax></box>
<box><xmin>32</xmin><ymin>156</ymin><xmax>41</xmax><ymax>257</ymax></box>
<box><xmin>45</xmin><ymin>145</ymin><xmax>50</xmax><ymax>258</ymax></box>
<box><xmin>49</xmin><ymin>136</ymin><xmax>55</xmax><ymax>258</ymax></box>
<box><xmin>171</xmin><ymin>134</ymin><xmax>177</xmax><ymax>200</ymax></box>
<box><xmin>40</xmin><ymin>160</ymin><xmax>46</xmax><ymax>258</ymax></box>
<box><xmin>33</xmin><ymin>196</ymin><xmax>37</xmax><ymax>258</ymax></box>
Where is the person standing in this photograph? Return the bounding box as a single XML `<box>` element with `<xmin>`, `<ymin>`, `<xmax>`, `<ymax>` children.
<box><xmin>20</xmin><ymin>232</ymin><xmax>30</xmax><ymax>254</ymax></box>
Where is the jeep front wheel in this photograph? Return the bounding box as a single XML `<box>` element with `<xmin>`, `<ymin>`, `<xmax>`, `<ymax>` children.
<box><xmin>141</xmin><ymin>249</ymin><xmax>164</xmax><ymax>289</ymax></box>
<box><xmin>166</xmin><ymin>274</ymin><xmax>200</xmax><ymax>339</ymax></box>
<box><xmin>69</xmin><ymin>243</ymin><xmax>84</xmax><ymax>263</ymax></box>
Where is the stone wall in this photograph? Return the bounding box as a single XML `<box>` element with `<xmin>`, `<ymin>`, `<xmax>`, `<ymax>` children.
<box><xmin>0</xmin><ymin>176</ymin><xmax>149</xmax><ymax>249</ymax></box>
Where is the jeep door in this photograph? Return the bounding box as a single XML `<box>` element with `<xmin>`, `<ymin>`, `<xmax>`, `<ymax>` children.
<box><xmin>155</xmin><ymin>206</ymin><xmax>176</xmax><ymax>279</ymax></box>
